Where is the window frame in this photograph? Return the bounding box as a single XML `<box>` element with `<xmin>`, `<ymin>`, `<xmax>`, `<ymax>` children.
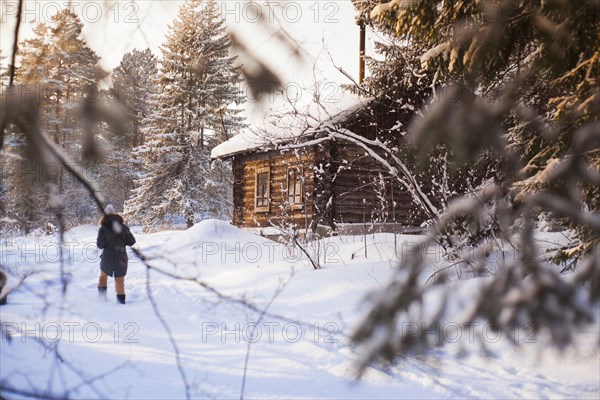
<box><xmin>287</xmin><ymin>166</ymin><xmax>304</xmax><ymax>210</ymax></box>
<box><xmin>254</xmin><ymin>166</ymin><xmax>271</xmax><ymax>213</ymax></box>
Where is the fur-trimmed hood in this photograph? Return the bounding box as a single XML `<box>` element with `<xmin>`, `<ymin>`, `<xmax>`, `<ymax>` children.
<box><xmin>100</xmin><ymin>214</ymin><xmax>124</xmax><ymax>228</ymax></box>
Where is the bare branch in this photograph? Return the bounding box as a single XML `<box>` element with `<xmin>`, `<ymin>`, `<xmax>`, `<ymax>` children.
<box><xmin>240</xmin><ymin>269</ymin><xmax>295</xmax><ymax>400</ymax></box>
<box><xmin>145</xmin><ymin>266</ymin><xmax>191</xmax><ymax>400</ymax></box>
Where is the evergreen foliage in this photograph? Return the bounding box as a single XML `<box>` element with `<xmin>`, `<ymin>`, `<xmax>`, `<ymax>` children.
<box><xmin>351</xmin><ymin>0</ymin><xmax>600</xmax><ymax>365</ymax></box>
<box><xmin>111</xmin><ymin>48</ymin><xmax>158</xmax><ymax>149</ymax></box>
<box><xmin>98</xmin><ymin>50</ymin><xmax>160</xmax><ymax>211</ymax></box>
<box><xmin>17</xmin><ymin>10</ymin><xmax>99</xmax><ymax>147</ymax></box>
<box><xmin>2</xmin><ymin>10</ymin><xmax>101</xmax><ymax>231</ymax></box>
<box><xmin>125</xmin><ymin>0</ymin><xmax>245</xmax><ymax>228</ymax></box>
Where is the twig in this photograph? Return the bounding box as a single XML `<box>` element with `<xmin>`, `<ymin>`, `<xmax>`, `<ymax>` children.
<box><xmin>8</xmin><ymin>0</ymin><xmax>23</xmax><ymax>87</ymax></box>
<box><xmin>145</xmin><ymin>266</ymin><xmax>191</xmax><ymax>400</ymax></box>
<box><xmin>425</xmin><ymin>260</ymin><xmax>468</xmax><ymax>285</ymax></box>
<box><xmin>0</xmin><ymin>384</ymin><xmax>69</xmax><ymax>400</ymax></box>
<box><xmin>4</xmin><ymin>94</ymin><xmax>350</xmax><ymax>399</ymax></box>
<box><xmin>240</xmin><ymin>269</ymin><xmax>295</xmax><ymax>400</ymax></box>
<box><xmin>267</xmin><ymin>222</ymin><xmax>320</xmax><ymax>269</ymax></box>
<box><xmin>0</xmin><ymin>0</ymin><xmax>23</xmax><ymax>150</ymax></box>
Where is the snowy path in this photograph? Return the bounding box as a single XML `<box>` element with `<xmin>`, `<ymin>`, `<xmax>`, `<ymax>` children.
<box><xmin>1</xmin><ymin>221</ymin><xmax>598</xmax><ymax>399</ymax></box>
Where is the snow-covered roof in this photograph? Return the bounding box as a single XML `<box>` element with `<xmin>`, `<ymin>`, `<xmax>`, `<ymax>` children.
<box><xmin>211</xmin><ymin>93</ymin><xmax>371</xmax><ymax>159</ymax></box>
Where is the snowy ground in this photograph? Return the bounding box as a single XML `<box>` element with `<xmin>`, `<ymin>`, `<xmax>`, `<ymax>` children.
<box><xmin>1</xmin><ymin>220</ymin><xmax>598</xmax><ymax>399</ymax></box>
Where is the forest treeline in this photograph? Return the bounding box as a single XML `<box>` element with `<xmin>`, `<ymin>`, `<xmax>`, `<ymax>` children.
<box><xmin>0</xmin><ymin>0</ymin><xmax>244</xmax><ymax>233</ymax></box>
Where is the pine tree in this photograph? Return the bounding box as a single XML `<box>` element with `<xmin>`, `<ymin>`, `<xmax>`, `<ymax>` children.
<box><xmin>111</xmin><ymin>49</ymin><xmax>158</xmax><ymax>148</ymax></box>
<box><xmin>0</xmin><ymin>49</ymin><xmax>51</xmax><ymax>232</ymax></box>
<box><xmin>17</xmin><ymin>10</ymin><xmax>99</xmax><ymax>147</ymax></box>
<box><xmin>5</xmin><ymin>9</ymin><xmax>101</xmax><ymax>231</ymax></box>
<box><xmin>91</xmin><ymin>49</ymin><xmax>160</xmax><ymax>212</ymax></box>
<box><xmin>125</xmin><ymin>0</ymin><xmax>244</xmax><ymax>228</ymax></box>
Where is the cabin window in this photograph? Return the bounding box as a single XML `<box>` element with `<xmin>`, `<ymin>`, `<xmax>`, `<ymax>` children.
<box><xmin>287</xmin><ymin>167</ymin><xmax>303</xmax><ymax>208</ymax></box>
<box><xmin>255</xmin><ymin>167</ymin><xmax>270</xmax><ymax>213</ymax></box>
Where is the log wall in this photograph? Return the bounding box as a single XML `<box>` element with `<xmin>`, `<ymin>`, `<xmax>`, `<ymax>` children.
<box><xmin>328</xmin><ymin>141</ymin><xmax>425</xmax><ymax>226</ymax></box>
<box><xmin>230</xmin><ymin>100</ymin><xmax>427</xmax><ymax>232</ymax></box>
<box><xmin>232</xmin><ymin>147</ymin><xmax>319</xmax><ymax>230</ymax></box>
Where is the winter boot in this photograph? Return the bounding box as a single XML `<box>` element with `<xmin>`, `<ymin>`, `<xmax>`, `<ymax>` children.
<box><xmin>116</xmin><ymin>294</ymin><xmax>126</xmax><ymax>304</ymax></box>
<box><xmin>98</xmin><ymin>286</ymin><xmax>108</xmax><ymax>301</ymax></box>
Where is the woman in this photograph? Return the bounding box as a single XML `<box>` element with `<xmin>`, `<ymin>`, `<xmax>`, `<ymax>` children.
<box><xmin>96</xmin><ymin>204</ymin><xmax>136</xmax><ymax>304</ymax></box>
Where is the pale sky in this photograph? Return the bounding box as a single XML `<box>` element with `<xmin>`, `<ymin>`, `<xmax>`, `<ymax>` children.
<box><xmin>0</xmin><ymin>0</ymin><xmax>381</xmax><ymax>101</ymax></box>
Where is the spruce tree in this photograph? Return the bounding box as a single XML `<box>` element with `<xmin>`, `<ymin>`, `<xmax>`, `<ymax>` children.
<box><xmin>125</xmin><ymin>0</ymin><xmax>245</xmax><ymax>228</ymax></box>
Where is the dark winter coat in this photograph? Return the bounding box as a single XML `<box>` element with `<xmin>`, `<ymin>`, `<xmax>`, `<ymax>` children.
<box><xmin>96</xmin><ymin>214</ymin><xmax>136</xmax><ymax>278</ymax></box>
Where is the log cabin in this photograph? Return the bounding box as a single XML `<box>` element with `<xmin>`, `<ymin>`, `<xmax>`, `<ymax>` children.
<box><xmin>211</xmin><ymin>95</ymin><xmax>427</xmax><ymax>238</ymax></box>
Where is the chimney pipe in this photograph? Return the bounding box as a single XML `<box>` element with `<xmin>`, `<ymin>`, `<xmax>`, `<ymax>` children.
<box><xmin>359</xmin><ymin>23</ymin><xmax>366</xmax><ymax>84</ymax></box>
